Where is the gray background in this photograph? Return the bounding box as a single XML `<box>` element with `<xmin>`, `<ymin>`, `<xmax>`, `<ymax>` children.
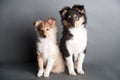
<box><xmin>0</xmin><ymin>0</ymin><xmax>120</xmax><ymax>80</ymax></box>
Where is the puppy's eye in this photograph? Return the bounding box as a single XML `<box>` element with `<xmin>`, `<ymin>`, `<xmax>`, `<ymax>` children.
<box><xmin>75</xmin><ymin>16</ymin><xmax>78</xmax><ymax>18</ymax></box>
<box><xmin>40</xmin><ymin>30</ymin><xmax>43</xmax><ymax>32</ymax></box>
<box><xmin>68</xmin><ymin>15</ymin><xmax>71</xmax><ymax>18</ymax></box>
<box><xmin>47</xmin><ymin>29</ymin><xmax>49</xmax><ymax>31</ymax></box>
<box><xmin>74</xmin><ymin>15</ymin><xmax>79</xmax><ymax>20</ymax></box>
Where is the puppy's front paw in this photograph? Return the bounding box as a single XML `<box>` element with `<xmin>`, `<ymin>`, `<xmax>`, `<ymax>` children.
<box><xmin>43</xmin><ymin>72</ymin><xmax>50</xmax><ymax>77</ymax></box>
<box><xmin>37</xmin><ymin>70</ymin><xmax>43</xmax><ymax>77</ymax></box>
<box><xmin>69</xmin><ymin>71</ymin><xmax>77</xmax><ymax>76</ymax></box>
<box><xmin>43</xmin><ymin>70</ymin><xmax>50</xmax><ymax>77</ymax></box>
<box><xmin>77</xmin><ymin>70</ymin><xmax>85</xmax><ymax>75</ymax></box>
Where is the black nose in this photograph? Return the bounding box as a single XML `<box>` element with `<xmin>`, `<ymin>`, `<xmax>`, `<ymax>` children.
<box><xmin>71</xmin><ymin>22</ymin><xmax>74</xmax><ymax>27</ymax></box>
<box><xmin>42</xmin><ymin>35</ymin><xmax>46</xmax><ymax>38</ymax></box>
<box><xmin>68</xmin><ymin>19</ymin><xmax>74</xmax><ymax>27</ymax></box>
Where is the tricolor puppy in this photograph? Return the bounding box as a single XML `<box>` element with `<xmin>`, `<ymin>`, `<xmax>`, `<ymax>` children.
<box><xmin>59</xmin><ymin>5</ymin><xmax>87</xmax><ymax>76</ymax></box>
<box><xmin>33</xmin><ymin>17</ymin><xmax>65</xmax><ymax>77</ymax></box>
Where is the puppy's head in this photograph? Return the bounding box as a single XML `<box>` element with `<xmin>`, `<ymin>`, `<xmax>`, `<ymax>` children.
<box><xmin>33</xmin><ymin>17</ymin><xmax>56</xmax><ymax>38</ymax></box>
<box><xmin>59</xmin><ymin>5</ymin><xmax>87</xmax><ymax>28</ymax></box>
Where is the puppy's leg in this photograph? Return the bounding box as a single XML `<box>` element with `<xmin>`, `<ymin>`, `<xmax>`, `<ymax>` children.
<box><xmin>74</xmin><ymin>53</ymin><xmax>78</xmax><ymax>69</ymax></box>
<box><xmin>37</xmin><ymin>54</ymin><xmax>44</xmax><ymax>77</ymax></box>
<box><xmin>66</xmin><ymin>56</ymin><xmax>76</xmax><ymax>76</ymax></box>
<box><xmin>44</xmin><ymin>58</ymin><xmax>55</xmax><ymax>77</ymax></box>
<box><xmin>77</xmin><ymin>53</ymin><xmax>85</xmax><ymax>75</ymax></box>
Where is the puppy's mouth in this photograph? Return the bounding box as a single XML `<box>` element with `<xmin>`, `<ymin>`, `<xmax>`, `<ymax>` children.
<box><xmin>40</xmin><ymin>33</ymin><xmax>49</xmax><ymax>38</ymax></box>
<box><xmin>40</xmin><ymin>34</ymin><xmax>49</xmax><ymax>38</ymax></box>
<box><xmin>41</xmin><ymin>35</ymin><xmax>46</xmax><ymax>38</ymax></box>
<box><xmin>38</xmin><ymin>31</ymin><xmax>48</xmax><ymax>38</ymax></box>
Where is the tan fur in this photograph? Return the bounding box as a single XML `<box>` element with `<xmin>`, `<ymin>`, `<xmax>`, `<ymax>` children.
<box><xmin>61</xmin><ymin>10</ymin><xmax>68</xmax><ymax>17</ymax></box>
<box><xmin>63</xmin><ymin>20</ymin><xmax>72</xmax><ymax>28</ymax></box>
<box><xmin>62</xmin><ymin>16</ymin><xmax>85</xmax><ymax>28</ymax></box>
<box><xmin>74</xmin><ymin>8</ymin><xmax>85</xmax><ymax>13</ymax></box>
<box><xmin>75</xmin><ymin>16</ymin><xmax>85</xmax><ymax>27</ymax></box>
<box><xmin>37</xmin><ymin>52</ymin><xmax>65</xmax><ymax>74</ymax></box>
<box><xmin>34</xmin><ymin>18</ymin><xmax>58</xmax><ymax>39</ymax></box>
<box><xmin>37</xmin><ymin>50</ymin><xmax>65</xmax><ymax>73</ymax></box>
<box><xmin>37</xmin><ymin>51</ymin><xmax>44</xmax><ymax>71</ymax></box>
<box><xmin>52</xmin><ymin>51</ymin><xmax>65</xmax><ymax>73</ymax></box>
<box><xmin>34</xmin><ymin>18</ymin><xmax>65</xmax><ymax>75</ymax></box>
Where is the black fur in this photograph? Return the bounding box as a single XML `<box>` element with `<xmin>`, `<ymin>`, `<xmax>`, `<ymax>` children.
<box><xmin>83</xmin><ymin>48</ymin><xmax>87</xmax><ymax>54</ymax></box>
<box><xmin>72</xmin><ymin>5</ymin><xmax>87</xmax><ymax>25</ymax></box>
<box><xmin>59</xmin><ymin>5</ymin><xmax>87</xmax><ymax>27</ymax></box>
<box><xmin>59</xmin><ymin>5</ymin><xmax>87</xmax><ymax>58</ymax></box>
<box><xmin>60</xmin><ymin>26</ymin><xmax>73</xmax><ymax>57</ymax></box>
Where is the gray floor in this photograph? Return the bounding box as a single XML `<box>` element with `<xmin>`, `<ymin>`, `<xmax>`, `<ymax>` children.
<box><xmin>0</xmin><ymin>0</ymin><xmax>120</xmax><ymax>80</ymax></box>
<box><xmin>0</xmin><ymin>63</ymin><xmax>119</xmax><ymax>80</ymax></box>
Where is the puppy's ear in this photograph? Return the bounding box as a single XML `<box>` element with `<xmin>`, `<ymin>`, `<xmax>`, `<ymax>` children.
<box><xmin>33</xmin><ymin>20</ymin><xmax>43</xmax><ymax>31</ymax></box>
<box><xmin>47</xmin><ymin>17</ymin><xmax>56</xmax><ymax>26</ymax></box>
<box><xmin>59</xmin><ymin>7</ymin><xmax>70</xmax><ymax>17</ymax></box>
<box><xmin>33</xmin><ymin>20</ymin><xmax>43</xmax><ymax>27</ymax></box>
<box><xmin>72</xmin><ymin>5</ymin><xmax>85</xmax><ymax>13</ymax></box>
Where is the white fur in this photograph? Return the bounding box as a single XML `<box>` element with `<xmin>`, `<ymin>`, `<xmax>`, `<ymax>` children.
<box><xmin>37</xmin><ymin>37</ymin><xmax>58</xmax><ymax>63</ymax></box>
<box><xmin>66</xmin><ymin>25</ymin><xmax>87</xmax><ymax>75</ymax></box>
<box><xmin>37</xmin><ymin>31</ymin><xmax>59</xmax><ymax>77</ymax></box>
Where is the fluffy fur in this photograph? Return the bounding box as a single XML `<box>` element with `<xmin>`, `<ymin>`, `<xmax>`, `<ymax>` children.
<box><xmin>59</xmin><ymin>5</ymin><xmax>87</xmax><ymax>76</ymax></box>
<box><xmin>33</xmin><ymin>18</ymin><xmax>65</xmax><ymax>77</ymax></box>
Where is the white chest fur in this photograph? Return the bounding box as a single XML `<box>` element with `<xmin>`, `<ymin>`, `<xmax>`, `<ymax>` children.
<box><xmin>37</xmin><ymin>37</ymin><xmax>58</xmax><ymax>62</ymax></box>
<box><xmin>66</xmin><ymin>26</ymin><xmax>87</xmax><ymax>54</ymax></box>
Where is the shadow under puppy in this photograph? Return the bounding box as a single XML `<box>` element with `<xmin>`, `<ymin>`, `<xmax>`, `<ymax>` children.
<box><xmin>59</xmin><ymin>5</ymin><xmax>87</xmax><ymax>76</ymax></box>
<box><xmin>33</xmin><ymin>18</ymin><xmax>65</xmax><ymax>77</ymax></box>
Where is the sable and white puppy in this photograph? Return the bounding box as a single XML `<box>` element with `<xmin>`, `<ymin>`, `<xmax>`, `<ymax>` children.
<box><xmin>33</xmin><ymin>18</ymin><xmax>65</xmax><ymax>77</ymax></box>
<box><xmin>59</xmin><ymin>5</ymin><xmax>87</xmax><ymax>76</ymax></box>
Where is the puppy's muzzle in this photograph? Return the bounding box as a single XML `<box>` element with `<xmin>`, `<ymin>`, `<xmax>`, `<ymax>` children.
<box><xmin>42</xmin><ymin>35</ymin><xmax>46</xmax><ymax>38</ymax></box>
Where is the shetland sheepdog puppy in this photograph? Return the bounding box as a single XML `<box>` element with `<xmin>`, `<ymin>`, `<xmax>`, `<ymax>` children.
<box><xmin>33</xmin><ymin>17</ymin><xmax>65</xmax><ymax>77</ymax></box>
<box><xmin>59</xmin><ymin>5</ymin><xmax>87</xmax><ymax>76</ymax></box>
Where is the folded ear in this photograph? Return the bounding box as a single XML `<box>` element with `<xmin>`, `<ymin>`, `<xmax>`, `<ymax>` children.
<box><xmin>72</xmin><ymin>5</ymin><xmax>85</xmax><ymax>13</ymax></box>
<box><xmin>47</xmin><ymin>17</ymin><xmax>56</xmax><ymax>26</ymax></box>
<box><xmin>59</xmin><ymin>7</ymin><xmax>70</xmax><ymax>17</ymax></box>
<box><xmin>33</xmin><ymin>20</ymin><xmax>43</xmax><ymax>27</ymax></box>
